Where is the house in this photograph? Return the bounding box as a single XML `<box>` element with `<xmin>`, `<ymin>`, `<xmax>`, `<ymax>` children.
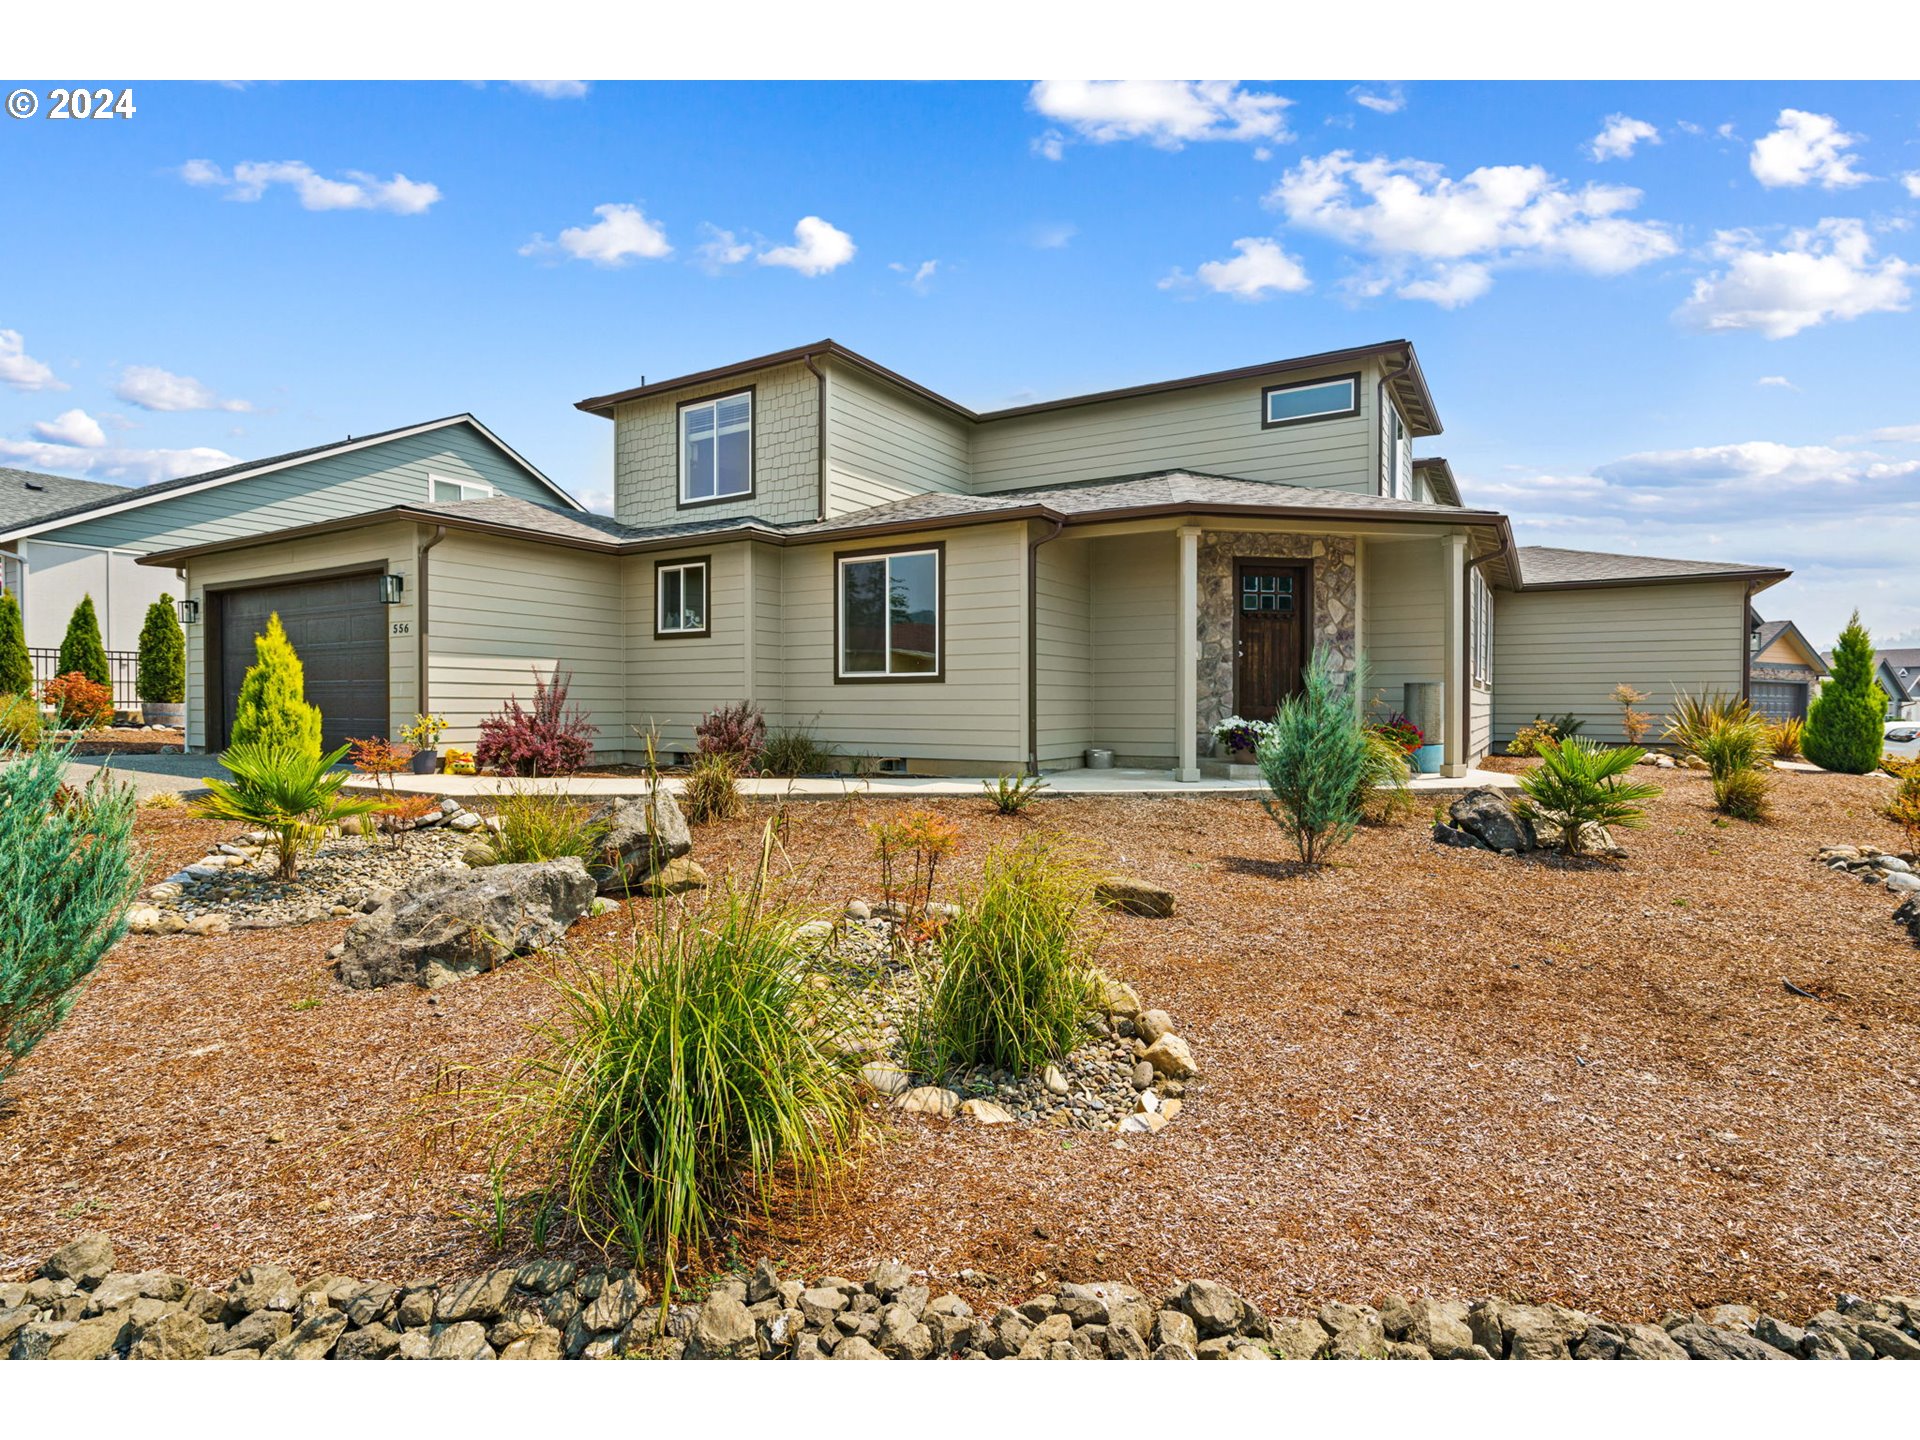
<box><xmin>0</xmin><ymin>416</ymin><xmax>581</xmax><ymax>714</ymax></box>
<box><xmin>141</xmin><ymin>339</ymin><xmax>1790</xmax><ymax>774</ymax></box>
<box><xmin>1821</xmin><ymin>644</ymin><xmax>1920</xmax><ymax>722</ymax></box>
<box><xmin>1747</xmin><ymin>617</ymin><xmax>1829</xmax><ymax>721</ymax></box>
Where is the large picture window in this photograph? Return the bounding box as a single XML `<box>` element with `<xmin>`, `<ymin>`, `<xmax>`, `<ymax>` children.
<box><xmin>655</xmin><ymin>558</ymin><xmax>709</xmax><ymax>638</ymax></box>
<box><xmin>837</xmin><ymin>547</ymin><xmax>941</xmax><ymax>680</ymax></box>
<box><xmin>1261</xmin><ymin>373</ymin><xmax>1360</xmax><ymax>429</ymax></box>
<box><xmin>679</xmin><ymin>390</ymin><xmax>753</xmax><ymax>505</ymax></box>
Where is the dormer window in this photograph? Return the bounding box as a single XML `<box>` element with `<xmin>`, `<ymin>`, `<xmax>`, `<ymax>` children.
<box><xmin>679</xmin><ymin>389</ymin><xmax>754</xmax><ymax>506</ymax></box>
<box><xmin>1261</xmin><ymin>373</ymin><xmax>1359</xmax><ymax>429</ymax></box>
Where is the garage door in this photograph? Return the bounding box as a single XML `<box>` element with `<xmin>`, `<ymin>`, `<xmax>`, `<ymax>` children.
<box><xmin>1751</xmin><ymin>680</ymin><xmax>1808</xmax><ymax>722</ymax></box>
<box><xmin>218</xmin><ymin>572</ymin><xmax>388</xmax><ymax>751</ymax></box>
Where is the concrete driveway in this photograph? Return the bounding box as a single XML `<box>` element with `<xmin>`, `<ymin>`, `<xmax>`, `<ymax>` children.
<box><xmin>62</xmin><ymin>751</ymin><xmax>218</xmax><ymax>802</ymax></box>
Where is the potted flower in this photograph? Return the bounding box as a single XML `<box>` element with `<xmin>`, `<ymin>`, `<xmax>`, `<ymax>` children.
<box><xmin>400</xmin><ymin>713</ymin><xmax>448</xmax><ymax>774</ymax></box>
<box><xmin>1211</xmin><ymin>715</ymin><xmax>1271</xmax><ymax>760</ymax></box>
<box><xmin>1373</xmin><ymin>711</ymin><xmax>1438</xmax><ymax>774</ymax></box>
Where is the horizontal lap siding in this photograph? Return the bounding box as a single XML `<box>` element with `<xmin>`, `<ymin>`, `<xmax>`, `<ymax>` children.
<box><xmin>1090</xmin><ymin>533</ymin><xmax>1177</xmax><ymax>763</ymax></box>
<box><xmin>1035</xmin><ymin>537</ymin><xmax>1092</xmax><ymax>769</ymax></box>
<box><xmin>1364</xmin><ymin>538</ymin><xmax>1444</xmax><ymax>716</ymax></box>
<box><xmin>825</xmin><ymin>364</ymin><xmax>970</xmax><ymax>515</ymax></box>
<box><xmin>970</xmin><ymin>363</ymin><xmax>1376</xmax><ymax>494</ymax></box>
<box><xmin>1493</xmin><ymin>581</ymin><xmax>1747</xmax><ymax>744</ymax></box>
<box><xmin>181</xmin><ymin>521</ymin><xmax>419</xmax><ymax>751</ymax></box>
<box><xmin>624</xmin><ymin>543</ymin><xmax>752</xmax><ymax>755</ymax></box>
<box><xmin>428</xmin><ymin>533</ymin><xmax>626</xmax><ymax>757</ymax></box>
<box><xmin>1470</xmin><ymin>682</ymin><xmax>1491</xmax><ymax>762</ymax></box>
<box><xmin>779</xmin><ymin>523</ymin><xmax>1025</xmax><ymax>765</ymax></box>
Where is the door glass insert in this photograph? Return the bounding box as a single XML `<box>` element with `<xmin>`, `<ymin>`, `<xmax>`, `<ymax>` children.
<box><xmin>1241</xmin><ymin>572</ymin><xmax>1295</xmax><ymax>614</ymax></box>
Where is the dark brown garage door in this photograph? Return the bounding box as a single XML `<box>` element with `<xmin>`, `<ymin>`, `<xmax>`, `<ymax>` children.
<box><xmin>217</xmin><ymin>572</ymin><xmax>389</xmax><ymax>751</ymax></box>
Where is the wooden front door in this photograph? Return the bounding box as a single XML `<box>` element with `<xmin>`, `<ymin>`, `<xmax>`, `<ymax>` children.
<box><xmin>1233</xmin><ymin>561</ymin><xmax>1309</xmax><ymax>721</ymax></box>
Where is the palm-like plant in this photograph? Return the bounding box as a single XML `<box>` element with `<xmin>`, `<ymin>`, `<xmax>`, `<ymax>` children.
<box><xmin>194</xmin><ymin>742</ymin><xmax>382</xmax><ymax>879</ymax></box>
<box><xmin>1514</xmin><ymin>736</ymin><xmax>1663</xmax><ymax>856</ymax></box>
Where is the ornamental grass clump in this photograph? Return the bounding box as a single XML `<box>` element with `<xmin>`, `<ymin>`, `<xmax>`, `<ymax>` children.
<box><xmin>484</xmin><ymin>832</ymin><xmax>864</xmax><ymax>1291</ymax></box>
<box><xmin>759</xmin><ymin>724</ymin><xmax>837</xmax><ymax>777</ymax></box>
<box><xmin>1355</xmin><ymin>724</ymin><xmax>1414</xmax><ymax>824</ymax></box>
<box><xmin>1768</xmin><ymin>716</ymin><xmax>1805</xmax><ymax>761</ymax></box>
<box><xmin>1</xmin><ymin>741</ymin><xmax>139</xmax><ymax>1086</ymax></box>
<box><xmin>1671</xmin><ymin>690</ymin><xmax>1775</xmax><ymax>820</ymax></box>
<box><xmin>193</xmin><ymin>742</ymin><xmax>382</xmax><ymax>879</ymax></box>
<box><xmin>476</xmin><ymin>785</ymin><xmax>608</xmax><ymax>865</ymax></box>
<box><xmin>683</xmin><ymin>750</ymin><xmax>745</xmax><ymax>824</ymax></box>
<box><xmin>1257</xmin><ymin>650</ymin><xmax>1370</xmax><ymax>867</ymax></box>
<box><xmin>1514</xmin><ymin>736</ymin><xmax>1662</xmax><ymax>857</ymax></box>
<box><xmin>908</xmin><ymin>834</ymin><xmax>1100</xmax><ymax>1076</ymax></box>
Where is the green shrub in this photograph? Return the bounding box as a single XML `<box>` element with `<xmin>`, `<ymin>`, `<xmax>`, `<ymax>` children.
<box><xmin>1804</xmin><ymin>613</ymin><xmax>1890</xmax><ymax>774</ymax></box>
<box><xmin>0</xmin><ymin>692</ymin><xmax>42</xmax><ymax>753</ymax></box>
<box><xmin>1887</xmin><ymin>774</ymin><xmax>1920</xmax><ymax>849</ymax></box>
<box><xmin>57</xmin><ymin>595</ymin><xmax>110</xmax><ymax>690</ymax></box>
<box><xmin>983</xmin><ymin>772</ymin><xmax>1048</xmax><ymax>815</ymax></box>
<box><xmin>683</xmin><ymin>750</ymin><xmax>744</xmax><ymax>824</ymax></box>
<box><xmin>192</xmin><ymin>742</ymin><xmax>381</xmax><ymax>879</ymax></box>
<box><xmin>490</xmin><ymin>864</ymin><xmax>864</xmax><ymax>1287</ymax></box>
<box><xmin>135</xmin><ymin>597</ymin><xmax>185</xmax><ymax>705</ymax></box>
<box><xmin>0</xmin><ymin>592</ymin><xmax>30</xmax><ymax>696</ymax></box>
<box><xmin>1</xmin><ymin>742</ymin><xmax>140</xmax><ymax>1086</ymax></box>
<box><xmin>1514</xmin><ymin>737</ymin><xmax>1662</xmax><ymax>856</ymax></box>
<box><xmin>1695</xmin><ymin>708</ymin><xmax>1774</xmax><ymax>779</ymax></box>
<box><xmin>909</xmin><ymin>833</ymin><xmax>1100</xmax><ymax>1075</ymax></box>
<box><xmin>1713</xmin><ymin>766</ymin><xmax>1773</xmax><ymax>822</ymax></box>
<box><xmin>230</xmin><ymin>613</ymin><xmax>322</xmax><ymax>758</ymax></box>
<box><xmin>1257</xmin><ymin>650</ymin><xmax>1370</xmax><ymax>867</ymax></box>
<box><xmin>760</xmin><ymin>724</ymin><xmax>838</xmax><ymax>776</ymax></box>
<box><xmin>475</xmin><ymin>786</ymin><xmax>608</xmax><ymax>866</ymax></box>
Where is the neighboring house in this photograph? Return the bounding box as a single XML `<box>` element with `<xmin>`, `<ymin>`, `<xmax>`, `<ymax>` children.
<box><xmin>0</xmin><ymin>416</ymin><xmax>581</xmax><ymax>719</ymax></box>
<box><xmin>143</xmin><ymin>339</ymin><xmax>1790</xmax><ymax>775</ymax></box>
<box><xmin>1821</xmin><ymin>645</ymin><xmax>1920</xmax><ymax>721</ymax></box>
<box><xmin>1747</xmin><ymin>617</ymin><xmax>1829</xmax><ymax>721</ymax></box>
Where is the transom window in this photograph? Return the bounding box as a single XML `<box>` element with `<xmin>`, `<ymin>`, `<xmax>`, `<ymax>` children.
<box><xmin>656</xmin><ymin>559</ymin><xmax>708</xmax><ymax>636</ymax></box>
<box><xmin>838</xmin><ymin>548</ymin><xmax>940</xmax><ymax>679</ymax></box>
<box><xmin>1261</xmin><ymin>373</ymin><xmax>1360</xmax><ymax>429</ymax></box>
<box><xmin>429</xmin><ymin>474</ymin><xmax>493</xmax><ymax>503</ymax></box>
<box><xmin>1241</xmin><ymin>572</ymin><xmax>1295</xmax><ymax>614</ymax></box>
<box><xmin>679</xmin><ymin>390</ymin><xmax>753</xmax><ymax>505</ymax></box>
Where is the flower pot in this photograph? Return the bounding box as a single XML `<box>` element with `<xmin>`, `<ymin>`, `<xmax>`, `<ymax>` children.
<box><xmin>1411</xmin><ymin>743</ymin><xmax>1443</xmax><ymax>775</ymax></box>
<box><xmin>142</xmin><ymin>701</ymin><xmax>185</xmax><ymax>730</ymax></box>
<box><xmin>409</xmin><ymin>748</ymin><xmax>441</xmax><ymax>775</ymax></box>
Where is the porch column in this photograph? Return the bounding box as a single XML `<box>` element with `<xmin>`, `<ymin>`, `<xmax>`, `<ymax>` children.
<box><xmin>1440</xmin><ymin>530</ymin><xmax>1468</xmax><ymax>777</ymax></box>
<box><xmin>1176</xmin><ymin>524</ymin><xmax>1200</xmax><ymax>782</ymax></box>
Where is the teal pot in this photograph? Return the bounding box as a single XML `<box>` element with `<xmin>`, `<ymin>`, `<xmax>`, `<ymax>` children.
<box><xmin>1411</xmin><ymin>743</ymin><xmax>1443</xmax><ymax>775</ymax></box>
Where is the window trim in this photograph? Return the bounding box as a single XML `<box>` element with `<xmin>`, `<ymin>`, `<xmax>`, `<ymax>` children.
<box><xmin>1260</xmin><ymin>371</ymin><xmax>1361</xmax><ymax>430</ymax></box>
<box><xmin>653</xmin><ymin>555</ymin><xmax>712</xmax><ymax>640</ymax></box>
<box><xmin>833</xmin><ymin>541</ymin><xmax>945</xmax><ymax>684</ymax></box>
<box><xmin>427</xmin><ymin>473</ymin><xmax>494</xmax><ymax>504</ymax></box>
<box><xmin>1470</xmin><ymin>569</ymin><xmax>1493</xmax><ymax>688</ymax></box>
<box><xmin>675</xmin><ymin>385</ymin><xmax>757</xmax><ymax>510</ymax></box>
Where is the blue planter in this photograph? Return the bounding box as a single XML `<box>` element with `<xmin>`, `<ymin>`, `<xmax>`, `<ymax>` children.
<box><xmin>1411</xmin><ymin>743</ymin><xmax>1443</xmax><ymax>775</ymax></box>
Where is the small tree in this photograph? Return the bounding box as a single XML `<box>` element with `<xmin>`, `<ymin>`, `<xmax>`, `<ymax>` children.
<box><xmin>1513</xmin><ymin>737</ymin><xmax>1663</xmax><ymax>856</ymax></box>
<box><xmin>136</xmin><ymin>596</ymin><xmax>185</xmax><ymax>704</ymax></box>
<box><xmin>193</xmin><ymin>742</ymin><xmax>382</xmax><ymax>879</ymax></box>
<box><xmin>58</xmin><ymin>595</ymin><xmax>111</xmax><ymax>689</ymax></box>
<box><xmin>1804</xmin><ymin>612</ymin><xmax>1889</xmax><ymax>775</ymax></box>
<box><xmin>1</xmin><ymin>742</ymin><xmax>140</xmax><ymax>1086</ymax></box>
<box><xmin>230</xmin><ymin>613</ymin><xmax>322</xmax><ymax>758</ymax></box>
<box><xmin>1257</xmin><ymin>650</ymin><xmax>1371</xmax><ymax>867</ymax></box>
<box><xmin>0</xmin><ymin>591</ymin><xmax>30</xmax><ymax>696</ymax></box>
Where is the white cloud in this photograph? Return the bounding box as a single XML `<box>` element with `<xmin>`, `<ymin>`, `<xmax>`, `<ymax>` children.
<box><xmin>1028</xmin><ymin>80</ymin><xmax>1293</xmax><ymax>155</ymax></box>
<box><xmin>1029</xmin><ymin>221</ymin><xmax>1077</xmax><ymax>250</ymax></box>
<box><xmin>1903</xmin><ymin>172</ymin><xmax>1920</xmax><ymax>199</ymax></box>
<box><xmin>890</xmin><ymin>259</ymin><xmax>939</xmax><ymax>295</ymax></box>
<box><xmin>114</xmin><ymin>364</ymin><xmax>252</xmax><ymax>413</ymax></box>
<box><xmin>181</xmin><ymin>159</ymin><xmax>441</xmax><ymax>214</ymax></box>
<box><xmin>1757</xmin><ymin>375</ymin><xmax>1797</xmax><ymax>389</ymax></box>
<box><xmin>1871</xmin><ymin>423</ymin><xmax>1920</xmax><ymax>443</ymax></box>
<box><xmin>31</xmin><ymin>409</ymin><xmax>107</xmax><ymax>448</ymax></box>
<box><xmin>1749</xmin><ymin>109</ymin><xmax>1871</xmax><ymax>189</ymax></box>
<box><xmin>694</xmin><ymin>224</ymin><xmax>753</xmax><ymax>271</ymax></box>
<box><xmin>757</xmin><ymin>216</ymin><xmax>856</xmax><ymax>277</ymax></box>
<box><xmin>1162</xmin><ymin>237</ymin><xmax>1311</xmax><ymax>301</ymax></box>
<box><xmin>1267</xmin><ymin>150</ymin><xmax>1677</xmax><ymax>305</ymax></box>
<box><xmin>1675</xmin><ymin>218</ymin><xmax>1912</xmax><ymax>338</ymax></box>
<box><xmin>577</xmin><ymin>488</ymin><xmax>616</xmax><ymax>515</ymax></box>
<box><xmin>0</xmin><ymin>329</ymin><xmax>64</xmax><ymax>391</ymax></box>
<box><xmin>0</xmin><ymin>438</ymin><xmax>237</xmax><ymax>485</ymax></box>
<box><xmin>519</xmin><ymin>203</ymin><xmax>672</xmax><ymax>267</ymax></box>
<box><xmin>508</xmin><ymin>81</ymin><xmax>589</xmax><ymax>99</ymax></box>
<box><xmin>1350</xmin><ymin>84</ymin><xmax>1405</xmax><ymax>115</ymax></box>
<box><xmin>1587</xmin><ymin>114</ymin><xmax>1659</xmax><ymax>162</ymax></box>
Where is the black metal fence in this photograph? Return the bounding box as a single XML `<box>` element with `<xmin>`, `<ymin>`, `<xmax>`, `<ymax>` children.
<box><xmin>29</xmin><ymin>648</ymin><xmax>141</xmax><ymax>709</ymax></box>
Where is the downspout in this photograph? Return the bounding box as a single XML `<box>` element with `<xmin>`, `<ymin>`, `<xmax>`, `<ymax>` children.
<box><xmin>802</xmin><ymin>351</ymin><xmax>827</xmax><ymax>521</ymax></box>
<box><xmin>1375</xmin><ymin>349</ymin><xmax>1413</xmax><ymax>496</ymax></box>
<box><xmin>415</xmin><ymin>525</ymin><xmax>448</xmax><ymax>720</ymax></box>
<box><xmin>1026</xmin><ymin>517</ymin><xmax>1066</xmax><ymax>777</ymax></box>
<box><xmin>1462</xmin><ymin>539</ymin><xmax>1511</xmax><ymax>762</ymax></box>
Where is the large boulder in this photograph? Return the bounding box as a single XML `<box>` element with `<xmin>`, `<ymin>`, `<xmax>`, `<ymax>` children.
<box><xmin>584</xmin><ymin>788</ymin><xmax>692</xmax><ymax>895</ymax></box>
<box><xmin>334</xmin><ymin>860</ymin><xmax>597</xmax><ymax>990</ymax></box>
<box><xmin>1446</xmin><ymin>789</ymin><xmax>1537</xmax><ymax>853</ymax></box>
<box><xmin>1896</xmin><ymin>893</ymin><xmax>1920</xmax><ymax>945</ymax></box>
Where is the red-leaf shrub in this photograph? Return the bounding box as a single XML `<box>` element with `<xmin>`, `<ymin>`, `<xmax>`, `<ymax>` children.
<box><xmin>695</xmin><ymin>700</ymin><xmax>766</xmax><ymax>764</ymax></box>
<box><xmin>42</xmin><ymin>671</ymin><xmax>115</xmax><ymax>729</ymax></box>
<box><xmin>476</xmin><ymin>669</ymin><xmax>598</xmax><ymax>776</ymax></box>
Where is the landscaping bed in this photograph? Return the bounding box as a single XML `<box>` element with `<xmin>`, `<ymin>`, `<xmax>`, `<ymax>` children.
<box><xmin>3</xmin><ymin>768</ymin><xmax>1917</xmax><ymax>1324</ymax></box>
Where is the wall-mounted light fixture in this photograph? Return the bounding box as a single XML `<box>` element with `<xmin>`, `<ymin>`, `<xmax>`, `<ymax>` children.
<box><xmin>175</xmin><ymin>597</ymin><xmax>201</xmax><ymax>625</ymax></box>
<box><xmin>380</xmin><ymin>574</ymin><xmax>404</xmax><ymax>605</ymax></box>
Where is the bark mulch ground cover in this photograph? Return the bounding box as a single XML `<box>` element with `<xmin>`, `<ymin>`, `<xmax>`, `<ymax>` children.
<box><xmin>67</xmin><ymin>726</ymin><xmax>186</xmax><ymax>756</ymax></box>
<box><xmin>2</xmin><ymin>768</ymin><xmax>1915</xmax><ymax>1324</ymax></box>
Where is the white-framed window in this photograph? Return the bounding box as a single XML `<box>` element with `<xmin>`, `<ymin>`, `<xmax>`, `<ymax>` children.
<box><xmin>679</xmin><ymin>389</ymin><xmax>753</xmax><ymax>505</ymax></box>
<box><xmin>1261</xmin><ymin>373</ymin><xmax>1360</xmax><ymax>429</ymax></box>
<box><xmin>655</xmin><ymin>559</ymin><xmax>709</xmax><ymax>637</ymax></box>
<box><xmin>1387</xmin><ymin>406</ymin><xmax>1413</xmax><ymax>500</ymax></box>
<box><xmin>429</xmin><ymin>474</ymin><xmax>494</xmax><ymax>503</ymax></box>
<box><xmin>837</xmin><ymin>547</ymin><xmax>941</xmax><ymax>680</ymax></box>
<box><xmin>1470</xmin><ymin>570</ymin><xmax>1493</xmax><ymax>686</ymax></box>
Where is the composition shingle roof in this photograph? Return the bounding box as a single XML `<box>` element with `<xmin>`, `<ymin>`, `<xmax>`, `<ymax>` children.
<box><xmin>1514</xmin><ymin>545</ymin><xmax>1788</xmax><ymax>587</ymax></box>
<box><xmin>0</xmin><ymin>467</ymin><xmax>127</xmax><ymax>530</ymax></box>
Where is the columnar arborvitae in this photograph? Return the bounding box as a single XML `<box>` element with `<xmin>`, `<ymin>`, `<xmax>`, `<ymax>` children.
<box><xmin>229</xmin><ymin>613</ymin><xmax>322</xmax><ymax>757</ymax></box>
<box><xmin>0</xmin><ymin>592</ymin><xmax>30</xmax><ymax>696</ymax></box>
<box><xmin>136</xmin><ymin>596</ymin><xmax>185</xmax><ymax>704</ymax></box>
<box><xmin>1803</xmin><ymin>612</ymin><xmax>1889</xmax><ymax>775</ymax></box>
<box><xmin>57</xmin><ymin>595</ymin><xmax>110</xmax><ymax>688</ymax></box>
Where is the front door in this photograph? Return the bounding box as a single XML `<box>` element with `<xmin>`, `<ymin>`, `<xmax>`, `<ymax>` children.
<box><xmin>1233</xmin><ymin>561</ymin><xmax>1308</xmax><ymax>721</ymax></box>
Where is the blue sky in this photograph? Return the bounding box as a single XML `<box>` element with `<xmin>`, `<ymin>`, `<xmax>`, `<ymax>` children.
<box><xmin>1</xmin><ymin>79</ymin><xmax>1916</xmax><ymax>645</ymax></box>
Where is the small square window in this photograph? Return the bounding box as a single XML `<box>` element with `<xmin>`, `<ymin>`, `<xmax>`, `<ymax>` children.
<box><xmin>656</xmin><ymin>559</ymin><xmax>709</xmax><ymax>637</ymax></box>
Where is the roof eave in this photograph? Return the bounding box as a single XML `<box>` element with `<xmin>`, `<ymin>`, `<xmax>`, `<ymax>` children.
<box><xmin>1518</xmin><ymin>567</ymin><xmax>1792</xmax><ymax>594</ymax></box>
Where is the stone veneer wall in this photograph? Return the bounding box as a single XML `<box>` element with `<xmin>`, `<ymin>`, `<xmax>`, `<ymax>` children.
<box><xmin>1196</xmin><ymin>532</ymin><xmax>1357</xmax><ymax>734</ymax></box>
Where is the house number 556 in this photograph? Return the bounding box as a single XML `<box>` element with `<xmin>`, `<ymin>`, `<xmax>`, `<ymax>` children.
<box><xmin>390</xmin><ymin>621</ymin><xmax>411</xmax><ymax>636</ymax></box>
